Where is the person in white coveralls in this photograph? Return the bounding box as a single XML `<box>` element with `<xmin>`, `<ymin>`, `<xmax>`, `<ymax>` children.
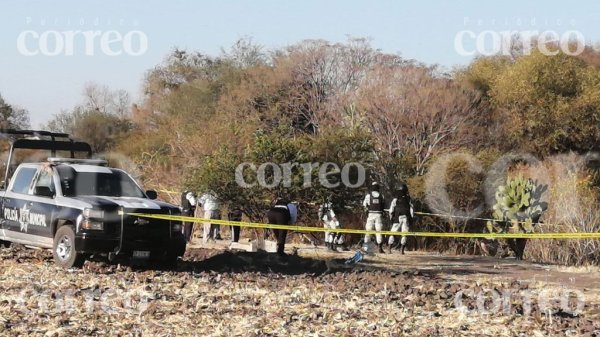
<box><xmin>198</xmin><ymin>191</ymin><xmax>222</xmax><ymax>242</ymax></box>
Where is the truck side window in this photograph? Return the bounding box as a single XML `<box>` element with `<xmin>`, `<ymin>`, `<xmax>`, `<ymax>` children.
<box><xmin>33</xmin><ymin>168</ymin><xmax>55</xmax><ymax>196</ymax></box>
<box><xmin>56</xmin><ymin>166</ymin><xmax>75</xmax><ymax>197</ymax></box>
<box><xmin>10</xmin><ymin>167</ymin><xmax>37</xmax><ymax>194</ymax></box>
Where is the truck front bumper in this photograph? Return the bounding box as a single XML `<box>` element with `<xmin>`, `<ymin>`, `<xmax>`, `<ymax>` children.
<box><xmin>75</xmin><ymin>233</ymin><xmax>186</xmax><ymax>257</ymax></box>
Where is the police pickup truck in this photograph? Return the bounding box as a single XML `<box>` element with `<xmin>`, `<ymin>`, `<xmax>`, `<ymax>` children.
<box><xmin>0</xmin><ymin>130</ymin><xmax>186</xmax><ymax>268</ymax></box>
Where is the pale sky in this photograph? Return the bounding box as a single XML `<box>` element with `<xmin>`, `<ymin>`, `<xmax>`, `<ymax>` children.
<box><xmin>1</xmin><ymin>0</ymin><xmax>599</xmax><ymax>127</ymax></box>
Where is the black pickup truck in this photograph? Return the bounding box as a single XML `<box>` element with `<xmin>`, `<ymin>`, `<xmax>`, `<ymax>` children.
<box><xmin>0</xmin><ymin>130</ymin><xmax>186</xmax><ymax>268</ymax></box>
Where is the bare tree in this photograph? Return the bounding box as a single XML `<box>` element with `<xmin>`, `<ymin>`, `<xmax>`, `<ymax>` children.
<box><xmin>221</xmin><ymin>37</ymin><xmax>267</xmax><ymax>68</ymax></box>
<box><xmin>358</xmin><ymin>65</ymin><xmax>480</xmax><ymax>175</ymax></box>
<box><xmin>82</xmin><ymin>83</ymin><xmax>131</xmax><ymax>118</ymax></box>
<box><xmin>281</xmin><ymin>38</ymin><xmax>400</xmax><ymax>133</ymax></box>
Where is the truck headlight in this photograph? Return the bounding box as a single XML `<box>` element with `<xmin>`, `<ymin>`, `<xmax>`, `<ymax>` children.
<box><xmin>83</xmin><ymin>208</ymin><xmax>104</xmax><ymax>219</ymax></box>
<box><xmin>171</xmin><ymin>223</ymin><xmax>182</xmax><ymax>232</ymax></box>
<box><xmin>81</xmin><ymin>208</ymin><xmax>104</xmax><ymax>230</ymax></box>
<box><xmin>81</xmin><ymin>220</ymin><xmax>104</xmax><ymax>230</ymax></box>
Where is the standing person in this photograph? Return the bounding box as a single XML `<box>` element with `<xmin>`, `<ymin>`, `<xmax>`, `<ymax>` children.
<box><xmin>363</xmin><ymin>182</ymin><xmax>386</xmax><ymax>253</ymax></box>
<box><xmin>228</xmin><ymin>204</ymin><xmax>243</xmax><ymax>243</ymax></box>
<box><xmin>318</xmin><ymin>196</ymin><xmax>346</xmax><ymax>251</ymax></box>
<box><xmin>198</xmin><ymin>191</ymin><xmax>221</xmax><ymax>243</ymax></box>
<box><xmin>287</xmin><ymin>201</ymin><xmax>298</xmax><ymax>226</ymax></box>
<box><xmin>181</xmin><ymin>190</ymin><xmax>197</xmax><ymax>243</ymax></box>
<box><xmin>266</xmin><ymin>198</ymin><xmax>291</xmax><ymax>256</ymax></box>
<box><xmin>388</xmin><ymin>183</ymin><xmax>414</xmax><ymax>254</ymax></box>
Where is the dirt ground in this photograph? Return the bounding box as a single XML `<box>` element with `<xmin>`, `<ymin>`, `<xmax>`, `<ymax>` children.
<box><xmin>0</xmin><ymin>242</ymin><xmax>598</xmax><ymax>336</ymax></box>
<box><xmin>193</xmin><ymin>239</ymin><xmax>600</xmax><ymax>291</ymax></box>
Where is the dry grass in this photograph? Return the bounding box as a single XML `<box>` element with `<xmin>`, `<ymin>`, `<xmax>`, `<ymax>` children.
<box><xmin>0</xmin><ymin>245</ymin><xmax>598</xmax><ymax>336</ymax></box>
<box><xmin>518</xmin><ymin>155</ymin><xmax>600</xmax><ymax>265</ymax></box>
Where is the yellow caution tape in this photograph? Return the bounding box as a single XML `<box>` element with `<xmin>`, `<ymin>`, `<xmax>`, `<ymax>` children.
<box><xmin>414</xmin><ymin>211</ymin><xmax>564</xmax><ymax>228</ymax></box>
<box><xmin>129</xmin><ymin>213</ymin><xmax>600</xmax><ymax>240</ymax></box>
<box><xmin>158</xmin><ymin>189</ymin><xmax>179</xmax><ymax>195</ymax></box>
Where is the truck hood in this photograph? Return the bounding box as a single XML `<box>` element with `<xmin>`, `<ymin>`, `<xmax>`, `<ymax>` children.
<box><xmin>66</xmin><ymin>195</ymin><xmax>177</xmax><ymax>211</ymax></box>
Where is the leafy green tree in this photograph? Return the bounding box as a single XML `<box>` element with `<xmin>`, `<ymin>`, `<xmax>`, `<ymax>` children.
<box><xmin>459</xmin><ymin>56</ymin><xmax>512</xmax><ymax>96</ymax></box>
<box><xmin>185</xmin><ymin>127</ymin><xmax>374</xmax><ymax>222</ymax></box>
<box><xmin>490</xmin><ymin>51</ymin><xmax>600</xmax><ymax>155</ymax></box>
<box><xmin>185</xmin><ymin>128</ymin><xmax>308</xmax><ymax>222</ymax></box>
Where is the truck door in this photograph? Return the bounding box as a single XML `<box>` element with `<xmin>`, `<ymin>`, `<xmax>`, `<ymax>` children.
<box><xmin>2</xmin><ymin>166</ymin><xmax>37</xmax><ymax>235</ymax></box>
<box><xmin>27</xmin><ymin>166</ymin><xmax>58</xmax><ymax>241</ymax></box>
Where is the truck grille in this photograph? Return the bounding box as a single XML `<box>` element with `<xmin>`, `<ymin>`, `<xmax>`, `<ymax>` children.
<box><xmin>120</xmin><ymin>209</ymin><xmax>171</xmax><ymax>242</ymax></box>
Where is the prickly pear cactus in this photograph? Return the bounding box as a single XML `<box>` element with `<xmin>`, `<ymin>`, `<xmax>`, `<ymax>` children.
<box><xmin>486</xmin><ymin>176</ymin><xmax>548</xmax><ymax>234</ymax></box>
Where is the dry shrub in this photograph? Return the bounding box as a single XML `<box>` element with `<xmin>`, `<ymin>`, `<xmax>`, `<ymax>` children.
<box><xmin>517</xmin><ymin>154</ymin><xmax>600</xmax><ymax>265</ymax></box>
<box><xmin>419</xmin><ymin>152</ymin><xmax>489</xmax><ymax>254</ymax></box>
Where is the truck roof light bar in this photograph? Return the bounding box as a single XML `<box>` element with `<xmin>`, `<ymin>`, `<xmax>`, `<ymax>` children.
<box><xmin>0</xmin><ymin>129</ymin><xmax>94</xmax><ymax>189</ymax></box>
<box><xmin>47</xmin><ymin>157</ymin><xmax>108</xmax><ymax>166</ymax></box>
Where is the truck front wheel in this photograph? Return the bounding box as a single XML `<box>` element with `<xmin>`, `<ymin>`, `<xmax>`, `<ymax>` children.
<box><xmin>53</xmin><ymin>226</ymin><xmax>86</xmax><ymax>269</ymax></box>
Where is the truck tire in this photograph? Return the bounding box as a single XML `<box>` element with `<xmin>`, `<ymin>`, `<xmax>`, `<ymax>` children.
<box><xmin>53</xmin><ymin>226</ymin><xmax>86</xmax><ymax>269</ymax></box>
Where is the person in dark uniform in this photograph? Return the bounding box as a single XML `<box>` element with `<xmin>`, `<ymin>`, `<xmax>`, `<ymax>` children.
<box><xmin>388</xmin><ymin>183</ymin><xmax>414</xmax><ymax>254</ymax></box>
<box><xmin>267</xmin><ymin>198</ymin><xmax>291</xmax><ymax>256</ymax></box>
<box><xmin>181</xmin><ymin>191</ymin><xmax>197</xmax><ymax>243</ymax></box>
<box><xmin>228</xmin><ymin>204</ymin><xmax>243</xmax><ymax>243</ymax></box>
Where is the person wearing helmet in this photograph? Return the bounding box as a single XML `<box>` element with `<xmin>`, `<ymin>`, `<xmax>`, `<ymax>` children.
<box><xmin>362</xmin><ymin>182</ymin><xmax>386</xmax><ymax>253</ymax></box>
<box><xmin>318</xmin><ymin>195</ymin><xmax>347</xmax><ymax>251</ymax></box>
<box><xmin>388</xmin><ymin>183</ymin><xmax>414</xmax><ymax>254</ymax></box>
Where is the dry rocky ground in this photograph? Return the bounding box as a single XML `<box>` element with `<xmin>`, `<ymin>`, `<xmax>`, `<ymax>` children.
<box><xmin>0</xmin><ymin>243</ymin><xmax>597</xmax><ymax>337</ymax></box>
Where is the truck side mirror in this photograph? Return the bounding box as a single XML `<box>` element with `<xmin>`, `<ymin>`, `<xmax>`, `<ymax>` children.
<box><xmin>146</xmin><ymin>190</ymin><xmax>158</xmax><ymax>200</ymax></box>
<box><xmin>34</xmin><ymin>186</ymin><xmax>55</xmax><ymax>198</ymax></box>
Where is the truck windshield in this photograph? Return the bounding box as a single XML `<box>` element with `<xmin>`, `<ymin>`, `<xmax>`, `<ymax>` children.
<box><xmin>56</xmin><ymin>166</ymin><xmax>146</xmax><ymax>198</ymax></box>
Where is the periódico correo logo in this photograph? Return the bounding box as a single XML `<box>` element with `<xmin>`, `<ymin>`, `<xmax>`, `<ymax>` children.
<box><xmin>454</xmin><ymin>30</ymin><xmax>588</xmax><ymax>56</ymax></box>
<box><xmin>16</xmin><ymin>30</ymin><xmax>148</xmax><ymax>56</ymax></box>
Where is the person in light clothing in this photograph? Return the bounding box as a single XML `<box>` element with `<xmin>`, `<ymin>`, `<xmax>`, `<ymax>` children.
<box><xmin>181</xmin><ymin>191</ymin><xmax>197</xmax><ymax>243</ymax></box>
<box><xmin>198</xmin><ymin>191</ymin><xmax>221</xmax><ymax>242</ymax></box>
<box><xmin>388</xmin><ymin>183</ymin><xmax>414</xmax><ymax>254</ymax></box>
<box><xmin>287</xmin><ymin>201</ymin><xmax>298</xmax><ymax>226</ymax></box>
<box><xmin>363</xmin><ymin>182</ymin><xmax>386</xmax><ymax>253</ymax></box>
<box><xmin>318</xmin><ymin>196</ymin><xmax>345</xmax><ymax>251</ymax></box>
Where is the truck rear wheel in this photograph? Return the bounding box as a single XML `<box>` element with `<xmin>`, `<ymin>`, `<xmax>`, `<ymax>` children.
<box><xmin>53</xmin><ymin>226</ymin><xmax>86</xmax><ymax>269</ymax></box>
